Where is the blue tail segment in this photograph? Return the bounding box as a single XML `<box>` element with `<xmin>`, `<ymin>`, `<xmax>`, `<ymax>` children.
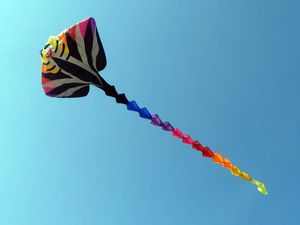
<box><xmin>139</xmin><ymin>107</ymin><xmax>152</xmax><ymax>119</ymax></box>
<box><xmin>127</xmin><ymin>101</ymin><xmax>139</xmax><ymax>112</ymax></box>
<box><xmin>127</xmin><ymin>101</ymin><xmax>152</xmax><ymax>119</ymax></box>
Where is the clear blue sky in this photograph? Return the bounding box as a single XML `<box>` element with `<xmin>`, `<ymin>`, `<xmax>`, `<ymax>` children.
<box><xmin>1</xmin><ymin>0</ymin><xmax>299</xmax><ymax>224</ymax></box>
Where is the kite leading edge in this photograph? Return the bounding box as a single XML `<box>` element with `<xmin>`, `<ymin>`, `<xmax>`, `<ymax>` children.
<box><xmin>40</xmin><ymin>17</ymin><xmax>267</xmax><ymax>195</ymax></box>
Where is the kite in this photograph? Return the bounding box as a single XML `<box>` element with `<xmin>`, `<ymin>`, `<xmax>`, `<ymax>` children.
<box><xmin>40</xmin><ymin>17</ymin><xmax>267</xmax><ymax>195</ymax></box>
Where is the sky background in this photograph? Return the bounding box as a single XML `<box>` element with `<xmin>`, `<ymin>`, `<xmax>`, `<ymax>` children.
<box><xmin>0</xmin><ymin>0</ymin><xmax>299</xmax><ymax>225</ymax></box>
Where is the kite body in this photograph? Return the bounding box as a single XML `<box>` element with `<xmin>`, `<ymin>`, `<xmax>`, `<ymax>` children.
<box><xmin>41</xmin><ymin>18</ymin><xmax>103</xmax><ymax>96</ymax></box>
<box><xmin>40</xmin><ymin>17</ymin><xmax>267</xmax><ymax>195</ymax></box>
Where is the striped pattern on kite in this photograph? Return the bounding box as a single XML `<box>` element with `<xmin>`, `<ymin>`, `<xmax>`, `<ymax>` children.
<box><xmin>41</xmin><ymin>17</ymin><xmax>106</xmax><ymax>97</ymax></box>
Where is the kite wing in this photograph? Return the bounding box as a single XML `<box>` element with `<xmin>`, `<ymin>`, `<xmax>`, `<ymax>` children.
<box><xmin>40</xmin><ymin>17</ymin><xmax>106</xmax><ymax>98</ymax></box>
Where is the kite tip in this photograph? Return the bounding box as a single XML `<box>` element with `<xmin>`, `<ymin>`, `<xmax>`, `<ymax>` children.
<box><xmin>252</xmin><ymin>179</ymin><xmax>268</xmax><ymax>195</ymax></box>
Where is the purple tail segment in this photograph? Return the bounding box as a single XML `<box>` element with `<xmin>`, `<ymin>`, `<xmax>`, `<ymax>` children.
<box><xmin>150</xmin><ymin>114</ymin><xmax>174</xmax><ymax>131</ymax></box>
<box><xmin>126</xmin><ymin>100</ymin><xmax>205</xmax><ymax>150</ymax></box>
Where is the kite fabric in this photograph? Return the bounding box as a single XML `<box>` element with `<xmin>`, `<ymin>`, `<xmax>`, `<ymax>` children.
<box><xmin>40</xmin><ymin>17</ymin><xmax>268</xmax><ymax>195</ymax></box>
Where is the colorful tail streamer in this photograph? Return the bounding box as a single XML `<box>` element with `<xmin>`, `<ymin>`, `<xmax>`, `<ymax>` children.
<box><xmin>102</xmin><ymin>85</ymin><xmax>268</xmax><ymax>195</ymax></box>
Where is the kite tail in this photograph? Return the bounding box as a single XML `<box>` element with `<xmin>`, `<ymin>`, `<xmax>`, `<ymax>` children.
<box><xmin>99</xmin><ymin>78</ymin><xmax>129</xmax><ymax>105</ymax></box>
<box><xmin>126</xmin><ymin>100</ymin><xmax>268</xmax><ymax>195</ymax></box>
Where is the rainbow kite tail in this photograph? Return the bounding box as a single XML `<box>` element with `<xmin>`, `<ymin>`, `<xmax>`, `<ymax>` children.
<box><xmin>101</xmin><ymin>84</ymin><xmax>268</xmax><ymax>195</ymax></box>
